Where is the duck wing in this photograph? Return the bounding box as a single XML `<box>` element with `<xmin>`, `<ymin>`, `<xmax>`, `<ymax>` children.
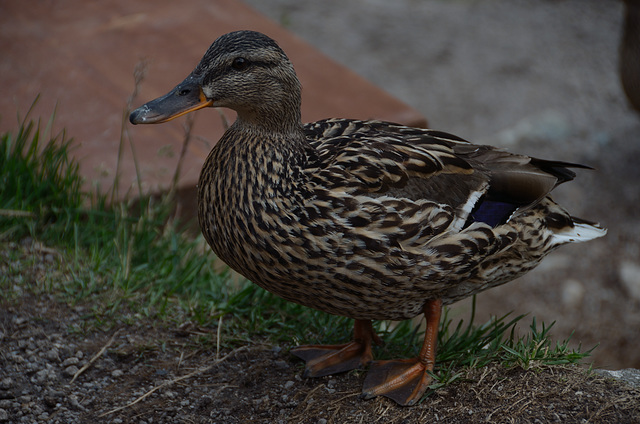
<box><xmin>303</xmin><ymin>119</ymin><xmax>589</xmax><ymax>228</ymax></box>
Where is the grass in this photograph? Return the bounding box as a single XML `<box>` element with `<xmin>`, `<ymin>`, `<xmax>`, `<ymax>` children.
<box><xmin>0</xmin><ymin>104</ymin><xmax>593</xmax><ymax>398</ymax></box>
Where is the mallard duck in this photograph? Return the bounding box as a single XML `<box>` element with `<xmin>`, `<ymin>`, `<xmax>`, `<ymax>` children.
<box><xmin>130</xmin><ymin>30</ymin><xmax>606</xmax><ymax>406</ymax></box>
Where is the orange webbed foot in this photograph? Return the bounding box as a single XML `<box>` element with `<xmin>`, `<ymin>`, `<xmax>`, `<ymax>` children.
<box><xmin>362</xmin><ymin>358</ymin><xmax>432</xmax><ymax>405</ymax></box>
<box><xmin>291</xmin><ymin>319</ymin><xmax>381</xmax><ymax>377</ymax></box>
<box><xmin>360</xmin><ymin>299</ymin><xmax>443</xmax><ymax>406</ymax></box>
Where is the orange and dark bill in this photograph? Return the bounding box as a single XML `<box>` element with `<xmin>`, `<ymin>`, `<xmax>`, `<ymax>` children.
<box><xmin>129</xmin><ymin>76</ymin><xmax>212</xmax><ymax>125</ymax></box>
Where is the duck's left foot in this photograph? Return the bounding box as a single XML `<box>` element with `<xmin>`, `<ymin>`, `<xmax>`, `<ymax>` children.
<box><xmin>361</xmin><ymin>298</ymin><xmax>443</xmax><ymax>406</ymax></box>
<box><xmin>291</xmin><ymin>319</ymin><xmax>381</xmax><ymax>377</ymax></box>
<box><xmin>361</xmin><ymin>358</ymin><xmax>432</xmax><ymax>406</ymax></box>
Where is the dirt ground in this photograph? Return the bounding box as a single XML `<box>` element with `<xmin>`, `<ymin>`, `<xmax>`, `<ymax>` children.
<box><xmin>3</xmin><ymin>0</ymin><xmax>640</xmax><ymax>423</ymax></box>
<box><xmin>2</xmin><ymin>241</ymin><xmax>640</xmax><ymax>424</ymax></box>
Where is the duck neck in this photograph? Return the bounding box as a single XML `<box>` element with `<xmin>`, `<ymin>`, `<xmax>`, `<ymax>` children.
<box><xmin>240</xmin><ymin>122</ymin><xmax>307</xmax><ymax>168</ymax></box>
<box><xmin>206</xmin><ymin>116</ymin><xmax>310</xmax><ymax>200</ymax></box>
<box><xmin>234</xmin><ymin>95</ymin><xmax>303</xmax><ymax>136</ymax></box>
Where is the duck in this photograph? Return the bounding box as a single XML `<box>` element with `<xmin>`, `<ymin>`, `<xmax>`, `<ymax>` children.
<box><xmin>130</xmin><ymin>30</ymin><xmax>606</xmax><ymax>406</ymax></box>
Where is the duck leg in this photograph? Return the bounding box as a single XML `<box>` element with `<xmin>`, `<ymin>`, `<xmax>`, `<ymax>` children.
<box><xmin>291</xmin><ymin>319</ymin><xmax>382</xmax><ymax>377</ymax></box>
<box><xmin>361</xmin><ymin>299</ymin><xmax>442</xmax><ymax>406</ymax></box>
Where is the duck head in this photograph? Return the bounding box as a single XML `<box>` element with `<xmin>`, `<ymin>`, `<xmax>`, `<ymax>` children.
<box><xmin>130</xmin><ymin>30</ymin><xmax>302</xmax><ymax>132</ymax></box>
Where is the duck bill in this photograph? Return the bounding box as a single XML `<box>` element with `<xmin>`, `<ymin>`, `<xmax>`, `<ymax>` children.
<box><xmin>129</xmin><ymin>77</ymin><xmax>213</xmax><ymax>125</ymax></box>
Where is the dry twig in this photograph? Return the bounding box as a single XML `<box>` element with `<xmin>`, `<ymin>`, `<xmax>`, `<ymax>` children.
<box><xmin>70</xmin><ymin>329</ymin><xmax>122</xmax><ymax>384</ymax></box>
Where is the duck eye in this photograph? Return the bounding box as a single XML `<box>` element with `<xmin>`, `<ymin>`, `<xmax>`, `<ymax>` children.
<box><xmin>231</xmin><ymin>57</ymin><xmax>250</xmax><ymax>71</ymax></box>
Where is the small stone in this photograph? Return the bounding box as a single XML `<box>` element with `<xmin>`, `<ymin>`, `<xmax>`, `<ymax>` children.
<box><xmin>63</xmin><ymin>365</ymin><xmax>79</xmax><ymax>378</ymax></box>
<box><xmin>595</xmin><ymin>368</ymin><xmax>640</xmax><ymax>388</ymax></box>
<box><xmin>111</xmin><ymin>369</ymin><xmax>124</xmax><ymax>378</ymax></box>
<box><xmin>0</xmin><ymin>408</ymin><xmax>7</xmax><ymax>422</ymax></box>
<box><xmin>62</xmin><ymin>357</ymin><xmax>79</xmax><ymax>367</ymax></box>
<box><xmin>0</xmin><ymin>379</ymin><xmax>12</xmax><ymax>390</ymax></box>
<box><xmin>284</xmin><ymin>381</ymin><xmax>295</xmax><ymax>389</ymax></box>
<box><xmin>45</xmin><ymin>349</ymin><xmax>60</xmax><ymax>362</ymax></box>
<box><xmin>318</xmin><ymin>419</ymin><xmax>327</xmax><ymax>424</ymax></box>
<box><xmin>75</xmin><ymin>351</ymin><xmax>84</xmax><ymax>359</ymax></box>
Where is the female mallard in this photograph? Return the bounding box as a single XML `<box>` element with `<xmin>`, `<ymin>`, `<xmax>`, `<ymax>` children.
<box><xmin>130</xmin><ymin>30</ymin><xmax>606</xmax><ymax>405</ymax></box>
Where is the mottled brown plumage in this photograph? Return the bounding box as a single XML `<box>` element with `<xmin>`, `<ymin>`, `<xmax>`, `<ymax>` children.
<box><xmin>130</xmin><ymin>30</ymin><xmax>606</xmax><ymax>405</ymax></box>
